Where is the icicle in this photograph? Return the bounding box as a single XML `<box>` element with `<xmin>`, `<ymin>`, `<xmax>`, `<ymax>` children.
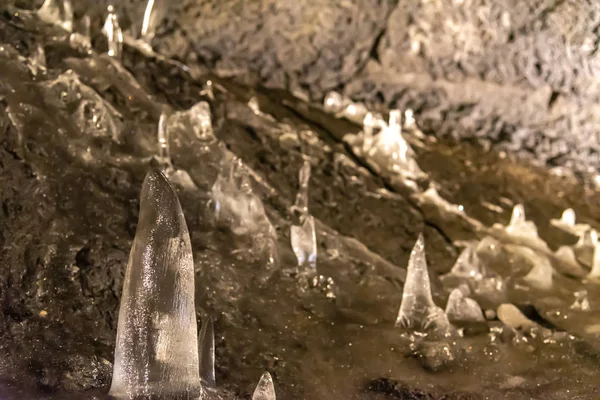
<box><xmin>37</xmin><ymin>0</ymin><xmax>73</xmax><ymax>32</ymax></box>
<box><xmin>110</xmin><ymin>171</ymin><xmax>201</xmax><ymax>398</ymax></box>
<box><xmin>198</xmin><ymin>317</ymin><xmax>216</xmax><ymax>388</ymax></box>
<box><xmin>290</xmin><ymin>215</ymin><xmax>317</xmax><ymax>275</ymax></box>
<box><xmin>103</xmin><ymin>6</ymin><xmax>123</xmax><ymax>60</ymax></box>
<box><xmin>252</xmin><ymin>372</ymin><xmax>276</xmax><ymax>400</ymax></box>
<box><xmin>141</xmin><ymin>0</ymin><xmax>162</xmax><ymax>42</ymax></box>
<box><xmin>157</xmin><ymin>110</ymin><xmax>172</xmax><ymax>170</ymax></box>
<box><xmin>395</xmin><ymin>234</ymin><xmax>450</xmax><ymax>334</ymax></box>
<box><xmin>389</xmin><ymin>109</ymin><xmax>402</xmax><ymax>134</ymax></box>
<box><xmin>189</xmin><ymin>101</ymin><xmax>213</xmax><ymax>140</ymax></box>
<box><xmin>587</xmin><ymin>243</ymin><xmax>600</xmax><ymax>279</ymax></box>
<box><xmin>291</xmin><ymin>159</ymin><xmax>311</xmax><ymax>218</ymax></box>
<box><xmin>445</xmin><ymin>288</ymin><xmax>484</xmax><ymax>322</ymax></box>
<box><xmin>497</xmin><ymin>304</ymin><xmax>538</xmax><ymax>331</ymax></box>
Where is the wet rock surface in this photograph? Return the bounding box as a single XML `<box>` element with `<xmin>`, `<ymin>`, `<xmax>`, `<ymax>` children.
<box><xmin>0</xmin><ymin>2</ymin><xmax>600</xmax><ymax>400</ymax></box>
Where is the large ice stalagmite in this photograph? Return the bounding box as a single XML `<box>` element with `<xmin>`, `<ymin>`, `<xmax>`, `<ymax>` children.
<box><xmin>252</xmin><ymin>372</ymin><xmax>277</xmax><ymax>400</ymax></box>
<box><xmin>110</xmin><ymin>171</ymin><xmax>201</xmax><ymax>399</ymax></box>
<box><xmin>395</xmin><ymin>234</ymin><xmax>450</xmax><ymax>335</ymax></box>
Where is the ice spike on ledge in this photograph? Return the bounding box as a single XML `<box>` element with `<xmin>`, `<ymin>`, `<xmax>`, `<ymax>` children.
<box><xmin>395</xmin><ymin>234</ymin><xmax>450</xmax><ymax>334</ymax></box>
<box><xmin>290</xmin><ymin>215</ymin><xmax>317</xmax><ymax>274</ymax></box>
<box><xmin>109</xmin><ymin>171</ymin><xmax>201</xmax><ymax>399</ymax></box>
<box><xmin>103</xmin><ymin>6</ymin><xmax>123</xmax><ymax>60</ymax></box>
<box><xmin>551</xmin><ymin>208</ymin><xmax>590</xmax><ymax>236</ymax></box>
<box><xmin>198</xmin><ymin>317</ymin><xmax>216</xmax><ymax>388</ymax></box>
<box><xmin>445</xmin><ymin>288</ymin><xmax>484</xmax><ymax>322</ymax></box>
<box><xmin>252</xmin><ymin>372</ymin><xmax>276</xmax><ymax>400</ymax></box>
<box><xmin>141</xmin><ymin>0</ymin><xmax>164</xmax><ymax>42</ymax></box>
<box><xmin>506</xmin><ymin>204</ymin><xmax>538</xmax><ymax>238</ymax></box>
<box><xmin>37</xmin><ymin>0</ymin><xmax>73</xmax><ymax>32</ymax></box>
<box><xmin>292</xmin><ymin>159</ymin><xmax>311</xmax><ymax>218</ymax></box>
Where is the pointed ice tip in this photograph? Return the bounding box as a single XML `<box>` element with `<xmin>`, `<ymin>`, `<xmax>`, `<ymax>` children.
<box><xmin>102</xmin><ymin>7</ymin><xmax>123</xmax><ymax>60</ymax></box>
<box><xmin>110</xmin><ymin>169</ymin><xmax>200</xmax><ymax>398</ymax></box>
<box><xmin>395</xmin><ymin>234</ymin><xmax>450</xmax><ymax>334</ymax></box>
<box><xmin>199</xmin><ymin>317</ymin><xmax>216</xmax><ymax>388</ymax></box>
<box><xmin>252</xmin><ymin>372</ymin><xmax>276</xmax><ymax>400</ymax></box>
<box><xmin>561</xmin><ymin>208</ymin><xmax>576</xmax><ymax>226</ymax></box>
<box><xmin>510</xmin><ymin>204</ymin><xmax>525</xmax><ymax>226</ymax></box>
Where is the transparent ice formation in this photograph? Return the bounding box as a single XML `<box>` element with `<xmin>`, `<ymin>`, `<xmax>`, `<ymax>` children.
<box><xmin>141</xmin><ymin>0</ymin><xmax>164</xmax><ymax>42</ymax></box>
<box><xmin>395</xmin><ymin>234</ymin><xmax>451</xmax><ymax>334</ymax></box>
<box><xmin>290</xmin><ymin>215</ymin><xmax>317</xmax><ymax>275</ymax></box>
<box><xmin>492</xmin><ymin>204</ymin><xmax>550</xmax><ymax>252</ymax></box>
<box><xmin>110</xmin><ymin>171</ymin><xmax>201</xmax><ymax>398</ymax></box>
<box><xmin>291</xmin><ymin>159</ymin><xmax>311</xmax><ymax>218</ymax></box>
<box><xmin>587</xmin><ymin>243</ymin><xmax>600</xmax><ymax>279</ymax></box>
<box><xmin>323</xmin><ymin>92</ymin><xmax>368</xmax><ymax>123</ymax></box>
<box><xmin>506</xmin><ymin>246</ymin><xmax>554</xmax><ymax>290</ymax></box>
<box><xmin>366</xmin><ymin>110</ymin><xmax>421</xmax><ymax>178</ymax></box>
<box><xmin>445</xmin><ymin>288</ymin><xmax>485</xmax><ymax>322</ymax></box>
<box><xmin>550</xmin><ymin>208</ymin><xmax>590</xmax><ymax>236</ymax></box>
<box><xmin>362</xmin><ymin>112</ymin><xmax>385</xmax><ymax>153</ymax></box>
<box><xmin>404</xmin><ymin>109</ymin><xmax>416</xmax><ymax>130</ymax></box>
<box><xmin>574</xmin><ymin>228</ymin><xmax>598</xmax><ymax>268</ymax></box>
<box><xmin>69</xmin><ymin>15</ymin><xmax>92</xmax><ymax>54</ymax></box>
<box><xmin>212</xmin><ymin>157</ymin><xmax>278</xmax><ymax>269</ymax></box>
<box><xmin>323</xmin><ymin>91</ymin><xmax>347</xmax><ymax>114</ymax></box>
<box><xmin>252</xmin><ymin>372</ymin><xmax>276</xmax><ymax>400</ymax></box>
<box><xmin>497</xmin><ymin>304</ymin><xmax>538</xmax><ymax>331</ymax></box>
<box><xmin>157</xmin><ymin>110</ymin><xmax>172</xmax><ymax>170</ymax></box>
<box><xmin>37</xmin><ymin>0</ymin><xmax>73</xmax><ymax>32</ymax></box>
<box><xmin>441</xmin><ymin>239</ymin><xmax>505</xmax><ymax>299</ymax></box>
<box><xmin>506</xmin><ymin>204</ymin><xmax>538</xmax><ymax>238</ymax></box>
<box><xmin>41</xmin><ymin>70</ymin><xmax>122</xmax><ymax>141</ymax></box>
<box><xmin>189</xmin><ymin>102</ymin><xmax>213</xmax><ymax>141</ymax></box>
<box><xmin>570</xmin><ymin>290</ymin><xmax>590</xmax><ymax>311</ymax></box>
<box><xmin>198</xmin><ymin>317</ymin><xmax>216</xmax><ymax>388</ymax></box>
<box><xmin>103</xmin><ymin>6</ymin><xmax>123</xmax><ymax>60</ymax></box>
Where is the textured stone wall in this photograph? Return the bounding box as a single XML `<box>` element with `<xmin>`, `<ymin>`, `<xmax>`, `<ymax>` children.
<box><xmin>150</xmin><ymin>0</ymin><xmax>600</xmax><ymax>174</ymax></box>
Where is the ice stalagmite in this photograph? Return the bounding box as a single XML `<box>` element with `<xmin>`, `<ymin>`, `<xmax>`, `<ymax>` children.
<box><xmin>141</xmin><ymin>0</ymin><xmax>164</xmax><ymax>42</ymax></box>
<box><xmin>445</xmin><ymin>288</ymin><xmax>484</xmax><ymax>322</ymax></box>
<box><xmin>291</xmin><ymin>159</ymin><xmax>311</xmax><ymax>218</ymax></box>
<box><xmin>587</xmin><ymin>243</ymin><xmax>600</xmax><ymax>279</ymax></box>
<box><xmin>506</xmin><ymin>204</ymin><xmax>538</xmax><ymax>239</ymax></box>
<box><xmin>291</xmin><ymin>215</ymin><xmax>317</xmax><ymax>275</ymax></box>
<box><xmin>37</xmin><ymin>0</ymin><xmax>73</xmax><ymax>32</ymax></box>
<box><xmin>396</xmin><ymin>235</ymin><xmax>450</xmax><ymax>334</ymax></box>
<box><xmin>198</xmin><ymin>317</ymin><xmax>216</xmax><ymax>388</ymax></box>
<box><xmin>110</xmin><ymin>171</ymin><xmax>201</xmax><ymax>399</ymax></box>
<box><xmin>551</xmin><ymin>208</ymin><xmax>590</xmax><ymax>236</ymax></box>
<box><xmin>103</xmin><ymin>6</ymin><xmax>123</xmax><ymax>60</ymax></box>
<box><xmin>252</xmin><ymin>372</ymin><xmax>276</xmax><ymax>400</ymax></box>
<box><xmin>366</xmin><ymin>110</ymin><xmax>421</xmax><ymax>178</ymax></box>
